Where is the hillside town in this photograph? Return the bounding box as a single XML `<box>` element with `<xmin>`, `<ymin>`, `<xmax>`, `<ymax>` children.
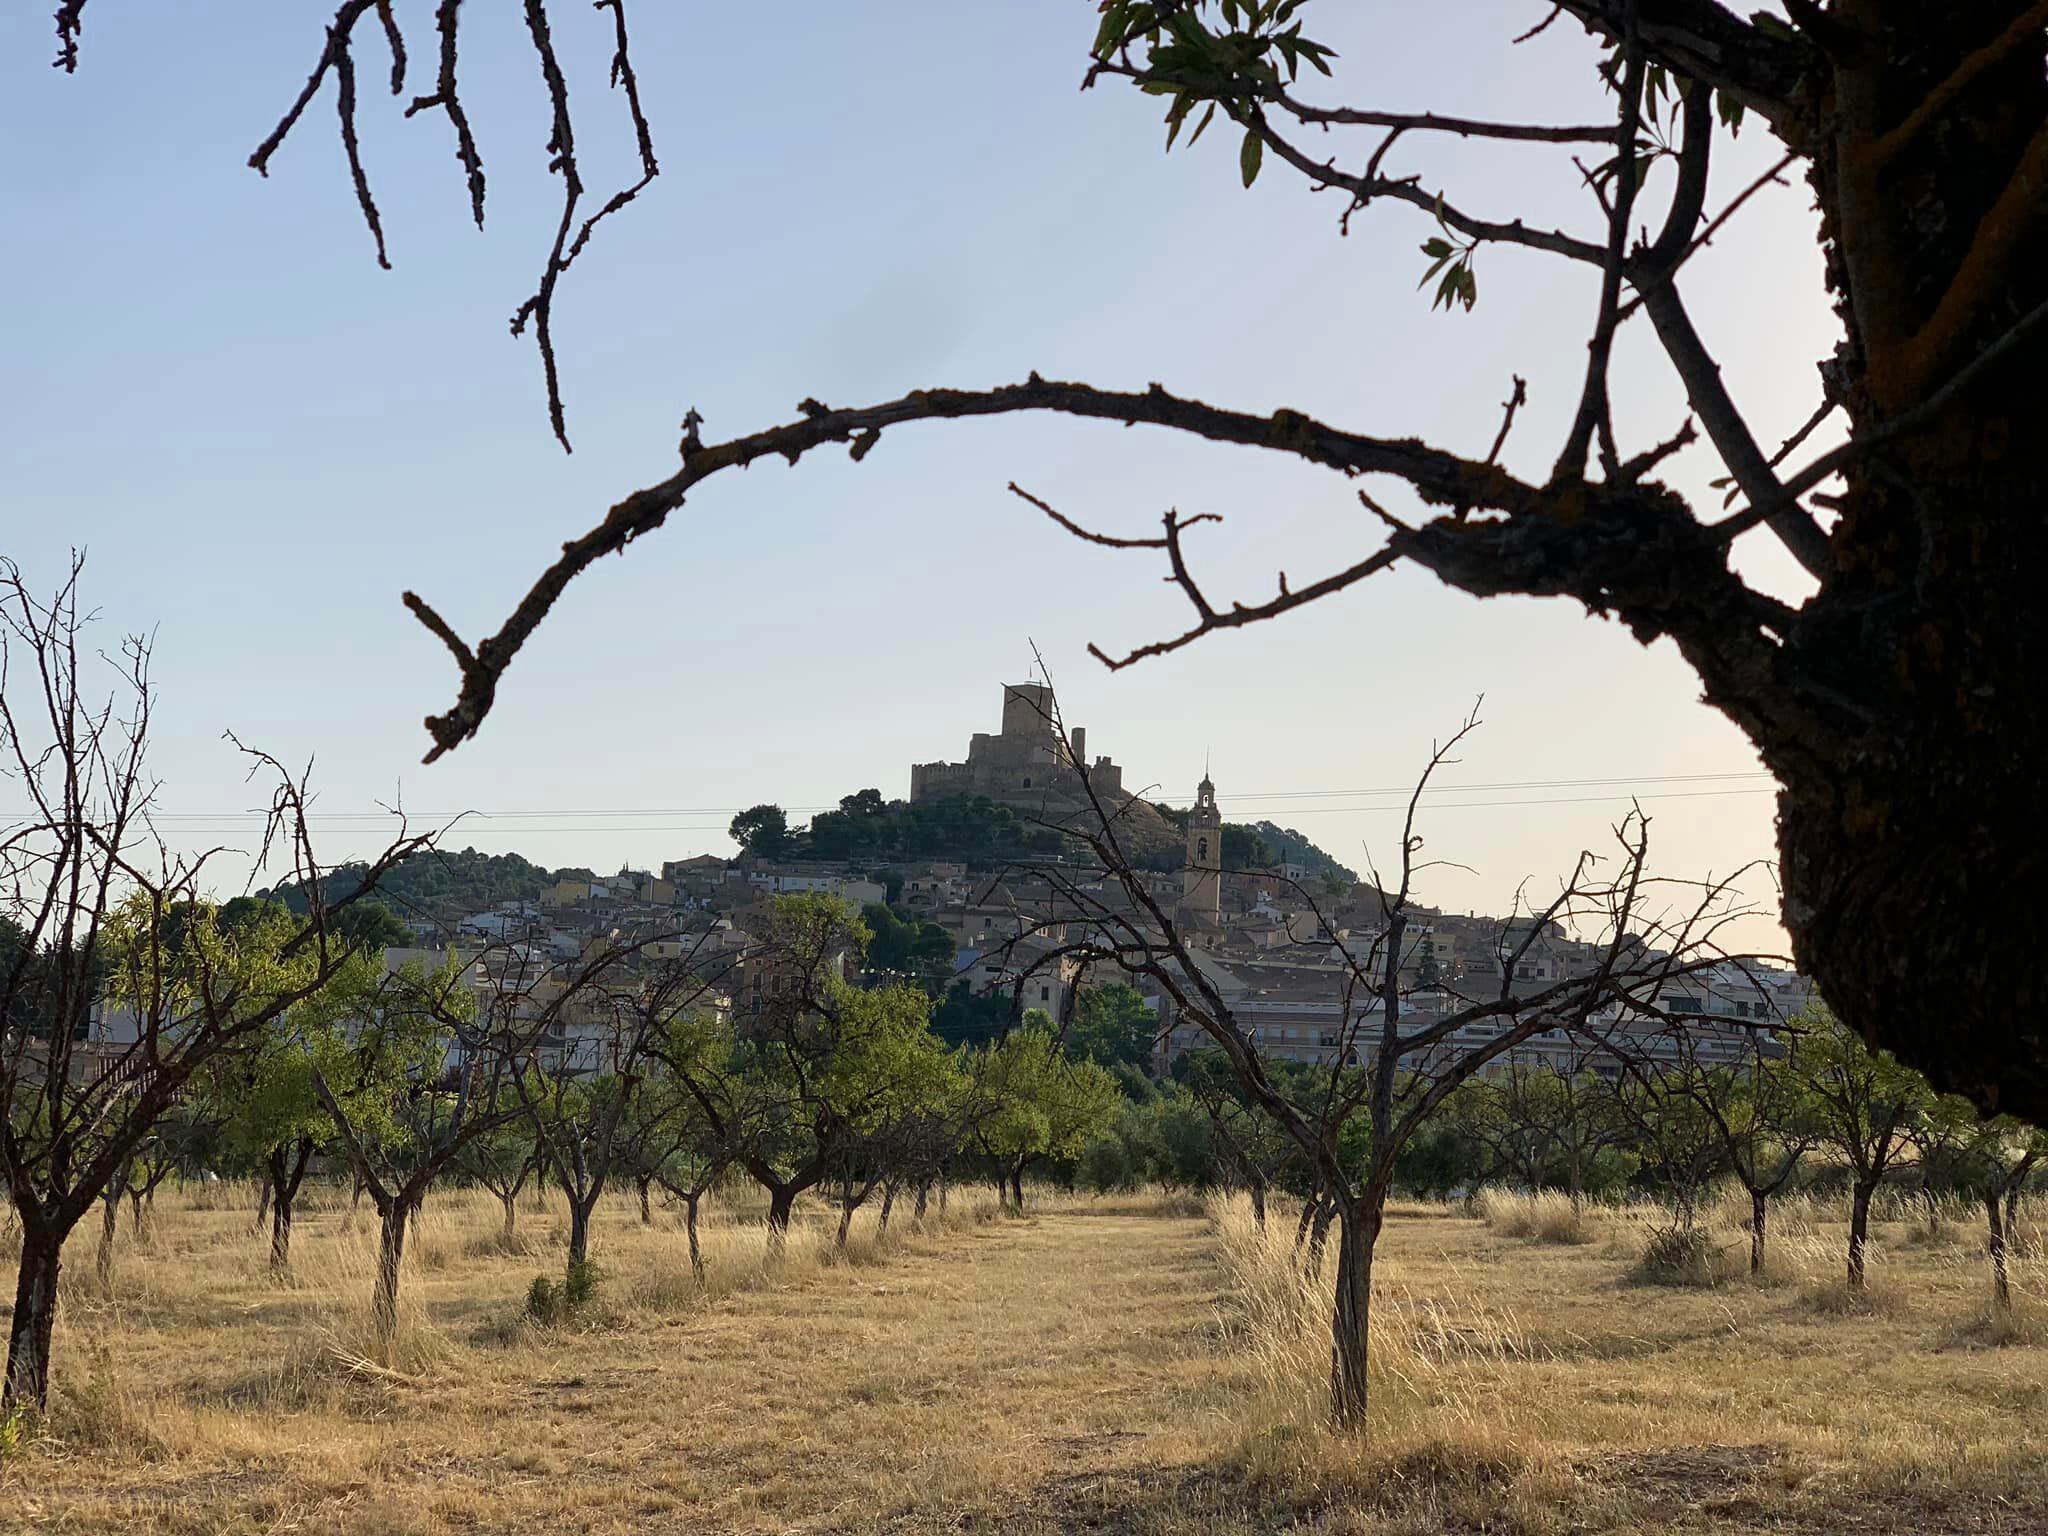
<box><xmin>90</xmin><ymin>681</ymin><xmax>1801</xmax><ymax>1083</ymax></box>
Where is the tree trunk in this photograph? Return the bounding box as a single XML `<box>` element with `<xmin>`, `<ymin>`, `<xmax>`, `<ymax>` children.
<box><xmin>1307</xmin><ymin>1200</ymin><xmax>1334</xmax><ymax>1271</ymax></box>
<box><xmin>127</xmin><ymin>1187</ymin><xmax>147</xmax><ymax>1238</ymax></box>
<box><xmin>254</xmin><ymin>1172</ymin><xmax>272</xmax><ymax>1231</ymax></box>
<box><xmin>372</xmin><ymin>1199</ymin><xmax>411</xmax><ymax>1351</ymax></box>
<box><xmin>878</xmin><ymin>1181</ymin><xmax>895</xmax><ymax>1234</ymax></box>
<box><xmin>270</xmin><ymin>1187</ymin><xmax>294</xmax><ymax>1274</ymax></box>
<box><xmin>1750</xmin><ymin>1187</ymin><xmax>1768</xmax><ymax>1276</ymax></box>
<box><xmin>567</xmin><ymin>1196</ymin><xmax>594</xmax><ymax>1270</ymax></box>
<box><xmin>1248</xmin><ymin>1176</ymin><xmax>1267</xmax><ymax>1230</ymax></box>
<box><xmin>914</xmin><ymin>1179</ymin><xmax>931</xmax><ymax>1225</ymax></box>
<box><xmin>3</xmin><ymin>1226</ymin><xmax>62</xmax><ymax>1410</ymax></box>
<box><xmin>1329</xmin><ymin>1196</ymin><xmax>1382</xmax><ymax>1429</ymax></box>
<box><xmin>637</xmin><ymin>1176</ymin><xmax>653</xmax><ymax>1226</ymax></box>
<box><xmin>95</xmin><ymin>1187</ymin><xmax>119</xmax><ymax>1289</ymax></box>
<box><xmin>1008</xmin><ymin>1167</ymin><xmax>1024</xmax><ymax>1211</ymax></box>
<box><xmin>268</xmin><ymin>1142</ymin><xmax>311</xmax><ymax>1275</ymax></box>
<box><xmin>1293</xmin><ymin>1194</ymin><xmax>1316</xmax><ymax>1256</ymax></box>
<box><xmin>765</xmin><ymin>1186</ymin><xmax>794</xmax><ymax>1258</ymax></box>
<box><xmin>1988</xmin><ymin>1190</ymin><xmax>2013</xmax><ymax>1316</ymax></box>
<box><xmin>2006</xmin><ymin>1185</ymin><xmax>2028</xmax><ymax>1257</ymax></box>
<box><xmin>500</xmin><ymin>1190</ymin><xmax>518</xmax><ymax>1237</ymax></box>
<box><xmin>1848</xmin><ymin>1180</ymin><xmax>1875</xmax><ymax>1292</ymax></box>
<box><xmin>836</xmin><ymin>1184</ymin><xmax>856</xmax><ymax>1250</ymax></box>
<box><xmin>683</xmin><ymin>1193</ymin><xmax>705</xmax><ymax>1284</ymax></box>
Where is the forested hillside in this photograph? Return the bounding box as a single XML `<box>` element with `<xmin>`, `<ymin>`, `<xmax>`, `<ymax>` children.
<box><xmin>268</xmin><ymin>847</ymin><xmax>596</xmax><ymax>928</ymax></box>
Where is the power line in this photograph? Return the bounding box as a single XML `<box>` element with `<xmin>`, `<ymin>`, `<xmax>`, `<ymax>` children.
<box><xmin>111</xmin><ymin>785</ymin><xmax>1774</xmax><ymax>838</ymax></box>
<box><xmin>99</xmin><ymin>770</ymin><xmax>1776</xmax><ymax>826</ymax></box>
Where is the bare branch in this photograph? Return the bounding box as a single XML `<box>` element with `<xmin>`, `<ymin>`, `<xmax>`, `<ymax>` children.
<box><xmin>404</xmin><ymin>0</ymin><xmax>486</xmax><ymax>228</ymax></box>
<box><xmin>1554</xmin><ymin>25</ymin><xmax>1648</xmax><ymax>483</ymax></box>
<box><xmin>405</xmin><ymin>375</ymin><xmax>1537</xmax><ymax>761</ymax></box>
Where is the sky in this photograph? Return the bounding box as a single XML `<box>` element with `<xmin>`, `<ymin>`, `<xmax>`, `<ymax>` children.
<box><xmin>1</xmin><ymin>2</ymin><xmax>1838</xmax><ymax>951</ymax></box>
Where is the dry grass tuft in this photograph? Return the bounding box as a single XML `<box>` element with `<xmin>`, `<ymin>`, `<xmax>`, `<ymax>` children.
<box><xmin>1630</xmin><ymin>1224</ymin><xmax>1740</xmax><ymax>1288</ymax></box>
<box><xmin>42</xmin><ymin>1341</ymin><xmax>165</xmax><ymax>1459</ymax></box>
<box><xmin>459</xmin><ymin>1225</ymin><xmax>546</xmax><ymax>1261</ymax></box>
<box><xmin>1473</xmin><ymin>1187</ymin><xmax>1596</xmax><ymax>1245</ymax></box>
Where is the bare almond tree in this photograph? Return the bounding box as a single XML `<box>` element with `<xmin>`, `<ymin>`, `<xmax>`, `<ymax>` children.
<box><xmin>0</xmin><ymin>557</ymin><xmax>426</xmax><ymax>1408</ymax></box>
<box><xmin>1009</xmin><ymin>680</ymin><xmax>1776</xmax><ymax>1428</ymax></box>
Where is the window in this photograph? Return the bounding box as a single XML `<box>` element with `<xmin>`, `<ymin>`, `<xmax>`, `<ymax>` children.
<box><xmin>1039</xmin><ymin>986</ymin><xmax>1051</xmax><ymax>1002</ymax></box>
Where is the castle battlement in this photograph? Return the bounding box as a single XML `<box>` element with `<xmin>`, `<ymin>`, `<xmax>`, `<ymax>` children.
<box><xmin>910</xmin><ymin>683</ymin><xmax>1127</xmax><ymax>808</ymax></box>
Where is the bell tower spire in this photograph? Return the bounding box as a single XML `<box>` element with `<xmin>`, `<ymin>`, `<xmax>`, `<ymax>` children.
<box><xmin>1182</xmin><ymin>768</ymin><xmax>1223</xmax><ymax>919</ymax></box>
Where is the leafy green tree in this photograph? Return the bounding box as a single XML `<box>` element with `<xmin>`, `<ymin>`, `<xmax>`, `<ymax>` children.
<box><xmin>861</xmin><ymin>904</ymin><xmax>956</xmax><ymax>991</ymax></box>
<box><xmin>968</xmin><ymin>1025</ymin><xmax>1121</xmax><ymax>1207</ymax></box>
<box><xmin>1947</xmin><ymin>1108</ymin><xmax>2048</xmax><ymax>1315</ymax></box>
<box><xmin>1220</xmin><ymin>824</ymin><xmax>1274</xmax><ymax>872</ymax></box>
<box><xmin>622</xmin><ymin>1015</ymin><xmax>733</xmax><ymax>1280</ymax></box>
<box><xmin>209</xmin><ymin>941</ymin><xmax>391</xmax><ymax>1272</ymax></box>
<box><xmin>1677</xmin><ymin>1041</ymin><xmax>1820</xmax><ymax>1274</ymax></box>
<box><xmin>1066</xmin><ymin>983</ymin><xmax>1159</xmax><ymax>1073</ymax></box>
<box><xmin>816</xmin><ymin>987</ymin><xmax>964</xmax><ymax>1246</ymax></box>
<box><xmin>665</xmin><ymin>896</ymin><xmax>960</xmax><ymax>1251</ymax></box>
<box><xmin>452</xmin><ymin>1114</ymin><xmax>546</xmax><ymax>1239</ymax></box>
<box><xmin>1793</xmin><ymin>1007</ymin><xmax>1934</xmax><ymax>1291</ymax></box>
<box><xmin>310</xmin><ymin>959</ymin><xmax>468</xmax><ymax>1339</ymax></box>
<box><xmin>335</xmin><ymin>901</ymin><xmax>412</xmax><ymax>952</ymax></box>
<box><xmin>932</xmin><ymin>982</ymin><xmax>1010</xmax><ymax>1048</ymax></box>
<box><xmin>728</xmin><ymin>804</ymin><xmax>791</xmax><ymax>859</ymax></box>
<box><xmin>1180</xmin><ymin>1051</ymin><xmax>1300</xmax><ymax>1221</ymax></box>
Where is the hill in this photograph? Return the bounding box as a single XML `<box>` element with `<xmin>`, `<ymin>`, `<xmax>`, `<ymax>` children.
<box><xmin>741</xmin><ymin>789</ymin><xmax>1185</xmax><ymax>871</ymax></box>
<box><xmin>268</xmin><ymin>847</ymin><xmax>595</xmax><ymax>929</ymax></box>
<box><xmin>752</xmin><ymin>789</ymin><xmax>1357</xmax><ymax>882</ymax></box>
<box><xmin>1248</xmin><ymin>820</ymin><xmax>1359</xmax><ymax>885</ymax></box>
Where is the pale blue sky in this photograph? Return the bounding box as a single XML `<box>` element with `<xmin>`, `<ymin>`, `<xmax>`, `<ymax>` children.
<box><xmin>2</xmin><ymin>3</ymin><xmax>1832</xmax><ymax>947</ymax></box>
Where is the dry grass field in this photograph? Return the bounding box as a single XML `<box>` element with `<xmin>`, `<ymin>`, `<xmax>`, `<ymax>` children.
<box><xmin>5</xmin><ymin>1180</ymin><xmax>2048</xmax><ymax>1534</ymax></box>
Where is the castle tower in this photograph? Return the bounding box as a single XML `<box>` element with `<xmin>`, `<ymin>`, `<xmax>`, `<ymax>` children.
<box><xmin>1182</xmin><ymin>772</ymin><xmax>1223</xmax><ymax>918</ymax></box>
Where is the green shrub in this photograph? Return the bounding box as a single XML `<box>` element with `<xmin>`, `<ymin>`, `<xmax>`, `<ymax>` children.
<box><xmin>526</xmin><ymin>1259</ymin><xmax>604</xmax><ymax>1325</ymax></box>
<box><xmin>0</xmin><ymin>1403</ymin><xmax>31</xmax><ymax>1461</ymax></box>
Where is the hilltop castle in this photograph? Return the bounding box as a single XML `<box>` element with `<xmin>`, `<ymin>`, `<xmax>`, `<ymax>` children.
<box><xmin>909</xmin><ymin>682</ymin><xmax>1127</xmax><ymax>807</ymax></box>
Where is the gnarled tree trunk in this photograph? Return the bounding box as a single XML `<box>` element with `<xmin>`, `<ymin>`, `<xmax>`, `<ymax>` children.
<box><xmin>1329</xmin><ymin>1195</ymin><xmax>1383</xmax><ymax>1430</ymax></box>
<box><xmin>4</xmin><ymin>1224</ymin><xmax>63</xmax><ymax>1410</ymax></box>
<box><xmin>1769</xmin><ymin>4</ymin><xmax>2048</xmax><ymax>1121</ymax></box>
<box><xmin>372</xmin><ymin>1197</ymin><xmax>413</xmax><ymax>1350</ymax></box>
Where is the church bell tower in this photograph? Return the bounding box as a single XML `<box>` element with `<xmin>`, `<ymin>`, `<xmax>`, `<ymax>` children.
<box><xmin>1182</xmin><ymin>772</ymin><xmax>1223</xmax><ymax>918</ymax></box>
